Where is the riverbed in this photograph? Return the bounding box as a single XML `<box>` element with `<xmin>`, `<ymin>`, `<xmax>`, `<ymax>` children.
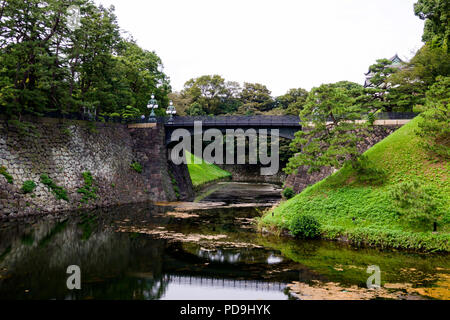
<box><xmin>0</xmin><ymin>182</ymin><xmax>448</xmax><ymax>300</ymax></box>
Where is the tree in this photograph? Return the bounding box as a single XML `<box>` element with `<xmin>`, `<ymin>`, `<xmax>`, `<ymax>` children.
<box><xmin>285</xmin><ymin>83</ymin><xmax>368</xmax><ymax>174</ymax></box>
<box><xmin>238</xmin><ymin>82</ymin><xmax>274</xmax><ymax>114</ymax></box>
<box><xmin>181</xmin><ymin>75</ymin><xmax>244</xmax><ymax>115</ymax></box>
<box><xmin>415</xmin><ymin>76</ymin><xmax>450</xmax><ymax>159</ymax></box>
<box><xmin>414</xmin><ymin>0</ymin><xmax>449</xmax><ymax>49</ymax></box>
<box><xmin>221</xmin><ymin>81</ymin><xmax>242</xmax><ymax>114</ymax></box>
<box><xmin>388</xmin><ymin>44</ymin><xmax>450</xmax><ymax>112</ymax></box>
<box><xmin>391</xmin><ymin>44</ymin><xmax>450</xmax><ymax>88</ymax></box>
<box><xmin>114</xmin><ymin>40</ymin><xmax>171</xmax><ymax>115</ymax></box>
<box><xmin>0</xmin><ymin>0</ymin><xmax>170</xmax><ymax>120</ymax></box>
<box><xmin>276</xmin><ymin>88</ymin><xmax>308</xmax><ymax>115</ymax></box>
<box><xmin>186</xmin><ymin>102</ymin><xmax>206</xmax><ymax>116</ymax></box>
<box><xmin>168</xmin><ymin>91</ymin><xmax>192</xmax><ymax>116</ymax></box>
<box><xmin>182</xmin><ymin>75</ymin><xmax>228</xmax><ymax>115</ymax></box>
<box><xmin>364</xmin><ymin>59</ymin><xmax>406</xmax><ymax>112</ymax></box>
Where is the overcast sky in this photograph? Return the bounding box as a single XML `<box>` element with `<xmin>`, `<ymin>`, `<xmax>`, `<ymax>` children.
<box><xmin>95</xmin><ymin>0</ymin><xmax>424</xmax><ymax>96</ymax></box>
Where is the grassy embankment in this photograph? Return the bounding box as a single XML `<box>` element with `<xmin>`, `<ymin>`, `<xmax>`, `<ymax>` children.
<box><xmin>186</xmin><ymin>151</ymin><xmax>231</xmax><ymax>189</ymax></box>
<box><xmin>261</xmin><ymin>117</ymin><xmax>450</xmax><ymax>252</ymax></box>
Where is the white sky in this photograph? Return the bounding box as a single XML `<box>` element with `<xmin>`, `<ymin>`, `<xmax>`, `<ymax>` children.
<box><xmin>95</xmin><ymin>0</ymin><xmax>424</xmax><ymax>96</ymax></box>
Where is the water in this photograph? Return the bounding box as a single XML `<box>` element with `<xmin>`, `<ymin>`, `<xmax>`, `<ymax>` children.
<box><xmin>0</xmin><ymin>182</ymin><xmax>448</xmax><ymax>300</ymax></box>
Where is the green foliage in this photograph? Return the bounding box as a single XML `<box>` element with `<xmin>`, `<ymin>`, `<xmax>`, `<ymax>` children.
<box><xmin>414</xmin><ymin>0</ymin><xmax>449</xmax><ymax>48</ymax></box>
<box><xmin>289</xmin><ymin>215</ymin><xmax>321</xmax><ymax>239</ymax></box>
<box><xmin>237</xmin><ymin>83</ymin><xmax>274</xmax><ymax>114</ymax></box>
<box><xmin>285</xmin><ymin>83</ymin><xmax>368</xmax><ymax>174</ymax></box>
<box><xmin>38</xmin><ymin>220</ymin><xmax>68</xmax><ymax>248</ymax></box>
<box><xmin>276</xmin><ymin>88</ymin><xmax>309</xmax><ymax>115</ymax></box>
<box><xmin>169</xmin><ymin>173</ymin><xmax>181</xmax><ymax>200</ymax></box>
<box><xmin>389</xmin><ymin>180</ymin><xmax>440</xmax><ymax>230</ymax></box>
<box><xmin>21</xmin><ymin>180</ymin><xmax>36</xmax><ymax>194</ymax></box>
<box><xmin>130</xmin><ymin>162</ymin><xmax>143</xmax><ymax>174</ymax></box>
<box><xmin>77</xmin><ymin>171</ymin><xmax>97</xmax><ymax>204</ymax></box>
<box><xmin>86</xmin><ymin>121</ymin><xmax>98</xmax><ymax>133</ymax></box>
<box><xmin>182</xmin><ymin>75</ymin><xmax>241</xmax><ymax>115</ymax></box>
<box><xmin>282</xmin><ymin>187</ymin><xmax>295</xmax><ymax>200</ymax></box>
<box><xmin>415</xmin><ymin>76</ymin><xmax>450</xmax><ymax>159</ymax></box>
<box><xmin>0</xmin><ymin>1</ymin><xmax>170</xmax><ymax>119</ymax></box>
<box><xmin>363</xmin><ymin>58</ymin><xmax>406</xmax><ymax>112</ymax></box>
<box><xmin>21</xmin><ymin>233</ymin><xmax>34</xmax><ymax>246</ymax></box>
<box><xmin>78</xmin><ymin>213</ymin><xmax>98</xmax><ymax>241</ymax></box>
<box><xmin>263</xmin><ymin>118</ymin><xmax>450</xmax><ymax>252</ymax></box>
<box><xmin>350</xmin><ymin>156</ymin><xmax>387</xmax><ymax>186</ymax></box>
<box><xmin>367</xmin><ymin>112</ymin><xmax>376</xmax><ymax>126</ymax></box>
<box><xmin>6</xmin><ymin>120</ymin><xmax>39</xmax><ymax>137</ymax></box>
<box><xmin>121</xmin><ymin>106</ymin><xmax>142</xmax><ymax>122</ymax></box>
<box><xmin>186</xmin><ymin>102</ymin><xmax>206</xmax><ymax>116</ymax></box>
<box><xmin>368</xmin><ymin>59</ymin><xmax>400</xmax><ymax>89</ymax></box>
<box><xmin>61</xmin><ymin>127</ymin><xmax>73</xmax><ymax>137</ymax></box>
<box><xmin>389</xmin><ymin>45</ymin><xmax>449</xmax><ymax>111</ymax></box>
<box><xmin>40</xmin><ymin>174</ymin><xmax>68</xmax><ymax>201</ymax></box>
<box><xmin>0</xmin><ymin>166</ymin><xmax>13</xmax><ymax>184</ymax></box>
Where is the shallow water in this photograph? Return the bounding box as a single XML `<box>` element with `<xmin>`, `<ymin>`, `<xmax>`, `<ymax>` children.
<box><xmin>0</xmin><ymin>182</ymin><xmax>448</xmax><ymax>300</ymax></box>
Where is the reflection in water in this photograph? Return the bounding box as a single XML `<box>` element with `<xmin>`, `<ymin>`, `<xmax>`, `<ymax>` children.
<box><xmin>267</xmin><ymin>254</ymin><xmax>283</xmax><ymax>265</ymax></box>
<box><xmin>0</xmin><ymin>182</ymin><xmax>449</xmax><ymax>300</ymax></box>
<box><xmin>196</xmin><ymin>248</ymin><xmax>242</xmax><ymax>264</ymax></box>
<box><xmin>161</xmin><ymin>275</ymin><xmax>290</xmax><ymax>300</ymax></box>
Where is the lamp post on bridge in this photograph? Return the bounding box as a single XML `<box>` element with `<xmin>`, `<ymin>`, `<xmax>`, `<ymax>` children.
<box><xmin>166</xmin><ymin>100</ymin><xmax>177</xmax><ymax>124</ymax></box>
<box><xmin>147</xmin><ymin>95</ymin><xmax>158</xmax><ymax>123</ymax></box>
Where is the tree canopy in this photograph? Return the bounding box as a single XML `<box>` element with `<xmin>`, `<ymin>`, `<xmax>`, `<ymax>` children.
<box><xmin>414</xmin><ymin>0</ymin><xmax>449</xmax><ymax>49</ymax></box>
<box><xmin>275</xmin><ymin>88</ymin><xmax>309</xmax><ymax>116</ymax></box>
<box><xmin>285</xmin><ymin>83</ymin><xmax>368</xmax><ymax>174</ymax></box>
<box><xmin>182</xmin><ymin>75</ymin><xmax>243</xmax><ymax>116</ymax></box>
<box><xmin>0</xmin><ymin>0</ymin><xmax>170</xmax><ymax>119</ymax></box>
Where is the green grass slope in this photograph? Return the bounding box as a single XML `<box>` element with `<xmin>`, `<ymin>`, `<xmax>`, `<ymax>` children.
<box><xmin>262</xmin><ymin>117</ymin><xmax>450</xmax><ymax>252</ymax></box>
<box><xmin>186</xmin><ymin>151</ymin><xmax>232</xmax><ymax>188</ymax></box>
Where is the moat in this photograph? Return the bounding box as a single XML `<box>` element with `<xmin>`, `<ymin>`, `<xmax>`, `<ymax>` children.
<box><xmin>0</xmin><ymin>182</ymin><xmax>448</xmax><ymax>300</ymax></box>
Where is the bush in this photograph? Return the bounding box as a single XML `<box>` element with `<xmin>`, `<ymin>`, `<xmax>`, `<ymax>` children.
<box><xmin>289</xmin><ymin>215</ymin><xmax>321</xmax><ymax>239</ymax></box>
<box><xmin>282</xmin><ymin>187</ymin><xmax>295</xmax><ymax>199</ymax></box>
<box><xmin>77</xmin><ymin>171</ymin><xmax>97</xmax><ymax>204</ymax></box>
<box><xmin>21</xmin><ymin>180</ymin><xmax>36</xmax><ymax>194</ymax></box>
<box><xmin>0</xmin><ymin>166</ymin><xmax>13</xmax><ymax>184</ymax></box>
<box><xmin>388</xmin><ymin>179</ymin><xmax>439</xmax><ymax>230</ymax></box>
<box><xmin>40</xmin><ymin>174</ymin><xmax>69</xmax><ymax>201</ymax></box>
<box><xmin>130</xmin><ymin>162</ymin><xmax>143</xmax><ymax>173</ymax></box>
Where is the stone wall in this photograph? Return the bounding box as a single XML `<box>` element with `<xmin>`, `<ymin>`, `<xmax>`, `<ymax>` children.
<box><xmin>217</xmin><ymin>164</ymin><xmax>286</xmax><ymax>185</ymax></box>
<box><xmin>284</xmin><ymin>125</ymin><xmax>401</xmax><ymax>194</ymax></box>
<box><xmin>0</xmin><ymin>118</ymin><xmax>192</xmax><ymax>219</ymax></box>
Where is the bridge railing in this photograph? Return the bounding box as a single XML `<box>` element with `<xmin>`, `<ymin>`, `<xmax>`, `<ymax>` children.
<box><xmin>165</xmin><ymin>115</ymin><xmax>302</xmax><ymax>127</ymax></box>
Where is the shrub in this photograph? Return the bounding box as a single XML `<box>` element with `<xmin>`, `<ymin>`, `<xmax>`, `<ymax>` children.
<box><xmin>130</xmin><ymin>162</ymin><xmax>143</xmax><ymax>173</ymax></box>
<box><xmin>351</xmin><ymin>156</ymin><xmax>387</xmax><ymax>185</ymax></box>
<box><xmin>0</xmin><ymin>166</ymin><xmax>13</xmax><ymax>184</ymax></box>
<box><xmin>40</xmin><ymin>174</ymin><xmax>69</xmax><ymax>201</ymax></box>
<box><xmin>282</xmin><ymin>187</ymin><xmax>295</xmax><ymax>199</ymax></box>
<box><xmin>77</xmin><ymin>171</ymin><xmax>97</xmax><ymax>204</ymax></box>
<box><xmin>388</xmin><ymin>179</ymin><xmax>439</xmax><ymax>230</ymax></box>
<box><xmin>21</xmin><ymin>180</ymin><xmax>36</xmax><ymax>194</ymax></box>
<box><xmin>289</xmin><ymin>215</ymin><xmax>321</xmax><ymax>239</ymax></box>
